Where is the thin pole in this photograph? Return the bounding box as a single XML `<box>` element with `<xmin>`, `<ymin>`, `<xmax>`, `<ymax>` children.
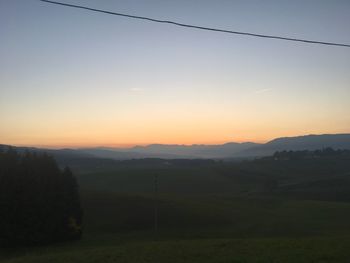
<box><xmin>154</xmin><ymin>173</ymin><xmax>158</xmax><ymax>236</ymax></box>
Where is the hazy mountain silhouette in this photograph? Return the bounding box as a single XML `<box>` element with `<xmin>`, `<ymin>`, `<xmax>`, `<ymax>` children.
<box><xmin>238</xmin><ymin>134</ymin><xmax>350</xmax><ymax>157</ymax></box>
<box><xmin>81</xmin><ymin>134</ymin><xmax>350</xmax><ymax>159</ymax></box>
<box><xmin>128</xmin><ymin>142</ymin><xmax>259</xmax><ymax>158</ymax></box>
<box><xmin>1</xmin><ymin>134</ymin><xmax>350</xmax><ymax>161</ymax></box>
<box><xmin>77</xmin><ymin>147</ymin><xmax>190</xmax><ymax>159</ymax></box>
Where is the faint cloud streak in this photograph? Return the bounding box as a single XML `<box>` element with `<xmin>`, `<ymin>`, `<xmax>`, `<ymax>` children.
<box><xmin>254</xmin><ymin>88</ymin><xmax>272</xmax><ymax>94</ymax></box>
<box><xmin>129</xmin><ymin>87</ymin><xmax>144</xmax><ymax>92</ymax></box>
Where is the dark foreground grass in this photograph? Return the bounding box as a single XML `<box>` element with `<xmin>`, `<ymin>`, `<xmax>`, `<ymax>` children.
<box><xmin>2</xmin><ymin>192</ymin><xmax>350</xmax><ymax>262</ymax></box>
<box><xmin>81</xmin><ymin>191</ymin><xmax>350</xmax><ymax>238</ymax></box>
<box><xmin>1</xmin><ymin>235</ymin><xmax>350</xmax><ymax>263</ymax></box>
<box><xmin>3</xmin><ymin>158</ymin><xmax>350</xmax><ymax>263</ymax></box>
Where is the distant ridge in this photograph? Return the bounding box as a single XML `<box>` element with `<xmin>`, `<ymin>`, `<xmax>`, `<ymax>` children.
<box><xmin>1</xmin><ymin>133</ymin><xmax>350</xmax><ymax>160</ymax></box>
<box><xmin>238</xmin><ymin>134</ymin><xmax>350</xmax><ymax>157</ymax></box>
<box><xmin>127</xmin><ymin>142</ymin><xmax>259</xmax><ymax>158</ymax></box>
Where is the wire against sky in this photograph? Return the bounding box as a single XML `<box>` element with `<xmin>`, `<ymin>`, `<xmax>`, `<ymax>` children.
<box><xmin>39</xmin><ymin>0</ymin><xmax>350</xmax><ymax>48</ymax></box>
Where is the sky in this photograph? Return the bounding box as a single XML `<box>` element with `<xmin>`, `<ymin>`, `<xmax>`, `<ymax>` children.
<box><xmin>1</xmin><ymin>0</ymin><xmax>350</xmax><ymax>148</ymax></box>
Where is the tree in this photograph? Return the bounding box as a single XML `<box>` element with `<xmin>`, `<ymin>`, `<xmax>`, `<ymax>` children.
<box><xmin>0</xmin><ymin>148</ymin><xmax>82</xmax><ymax>246</ymax></box>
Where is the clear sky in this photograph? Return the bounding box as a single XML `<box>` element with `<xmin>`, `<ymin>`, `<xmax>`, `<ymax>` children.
<box><xmin>1</xmin><ymin>0</ymin><xmax>350</xmax><ymax>148</ymax></box>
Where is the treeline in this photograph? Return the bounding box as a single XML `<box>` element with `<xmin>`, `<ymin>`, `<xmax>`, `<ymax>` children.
<box><xmin>0</xmin><ymin>148</ymin><xmax>82</xmax><ymax>246</ymax></box>
<box><xmin>269</xmin><ymin>148</ymin><xmax>350</xmax><ymax>161</ymax></box>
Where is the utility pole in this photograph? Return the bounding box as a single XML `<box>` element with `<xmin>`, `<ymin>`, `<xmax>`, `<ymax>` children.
<box><xmin>154</xmin><ymin>173</ymin><xmax>158</xmax><ymax>237</ymax></box>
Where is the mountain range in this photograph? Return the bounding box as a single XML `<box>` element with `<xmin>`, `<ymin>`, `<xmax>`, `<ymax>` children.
<box><xmin>1</xmin><ymin>134</ymin><xmax>350</xmax><ymax>161</ymax></box>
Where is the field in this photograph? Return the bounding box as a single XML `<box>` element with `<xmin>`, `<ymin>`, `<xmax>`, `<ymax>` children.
<box><xmin>1</xmin><ymin>157</ymin><xmax>350</xmax><ymax>262</ymax></box>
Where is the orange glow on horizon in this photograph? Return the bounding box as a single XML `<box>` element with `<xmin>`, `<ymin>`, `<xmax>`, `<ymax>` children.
<box><xmin>5</xmin><ymin>134</ymin><xmax>269</xmax><ymax>149</ymax></box>
<box><xmin>4</xmin><ymin>129</ymin><xmax>349</xmax><ymax>149</ymax></box>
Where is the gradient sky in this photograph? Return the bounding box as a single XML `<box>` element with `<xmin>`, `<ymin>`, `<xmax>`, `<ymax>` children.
<box><xmin>1</xmin><ymin>0</ymin><xmax>350</xmax><ymax>148</ymax></box>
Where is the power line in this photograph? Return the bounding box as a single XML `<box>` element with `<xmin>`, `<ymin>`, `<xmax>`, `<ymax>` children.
<box><xmin>40</xmin><ymin>0</ymin><xmax>350</xmax><ymax>48</ymax></box>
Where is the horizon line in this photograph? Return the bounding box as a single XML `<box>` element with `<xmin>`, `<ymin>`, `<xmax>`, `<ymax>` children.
<box><xmin>2</xmin><ymin>133</ymin><xmax>349</xmax><ymax>150</ymax></box>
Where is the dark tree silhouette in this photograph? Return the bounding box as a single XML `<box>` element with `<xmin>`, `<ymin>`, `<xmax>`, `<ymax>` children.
<box><xmin>271</xmin><ymin>148</ymin><xmax>350</xmax><ymax>161</ymax></box>
<box><xmin>0</xmin><ymin>148</ymin><xmax>82</xmax><ymax>246</ymax></box>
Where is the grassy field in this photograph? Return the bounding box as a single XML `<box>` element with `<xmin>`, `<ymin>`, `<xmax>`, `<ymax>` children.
<box><xmin>2</xmin><ymin>157</ymin><xmax>350</xmax><ymax>262</ymax></box>
<box><xmin>80</xmin><ymin>191</ymin><xmax>350</xmax><ymax>238</ymax></box>
<box><xmin>2</xmin><ymin>236</ymin><xmax>350</xmax><ymax>263</ymax></box>
<box><xmin>2</xmin><ymin>191</ymin><xmax>350</xmax><ymax>262</ymax></box>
